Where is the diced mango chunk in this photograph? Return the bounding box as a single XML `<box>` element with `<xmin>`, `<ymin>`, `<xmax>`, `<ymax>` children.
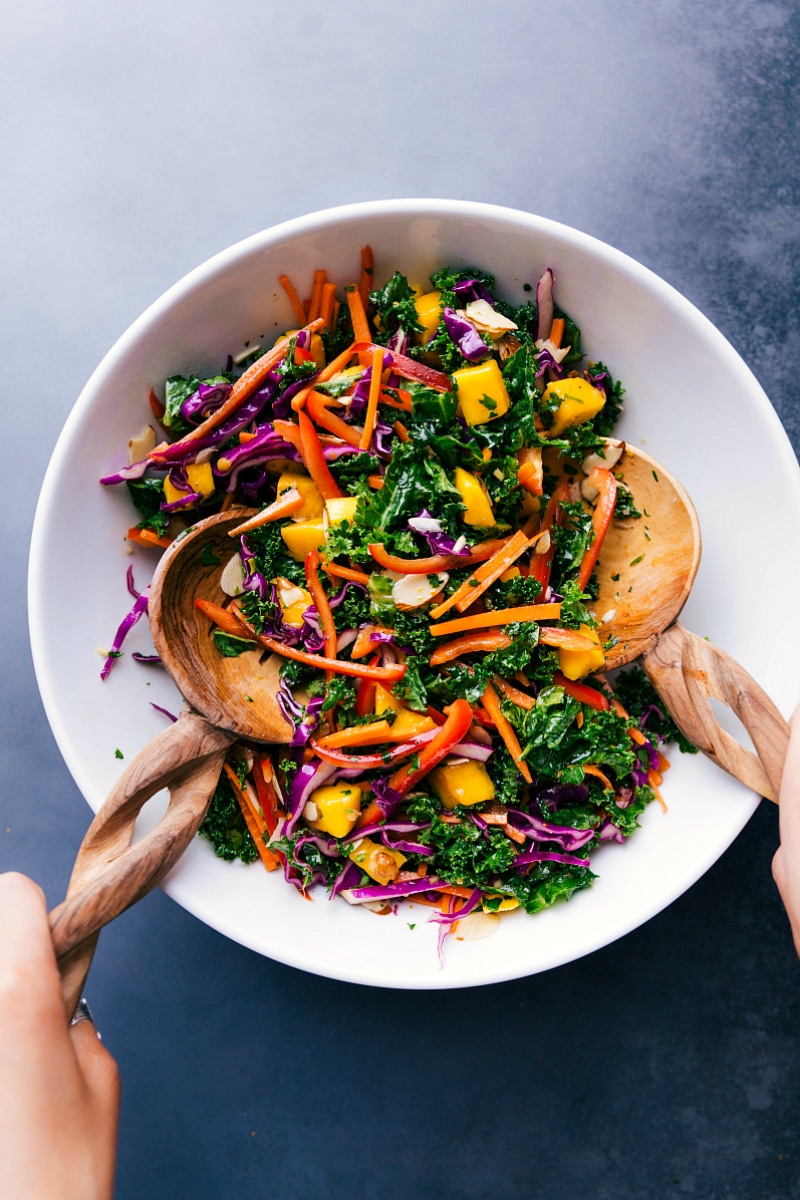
<box><xmin>414</xmin><ymin>291</ymin><xmax>441</xmax><ymax>344</ymax></box>
<box><xmin>453</xmin><ymin>359</ymin><xmax>511</xmax><ymax>426</ymax></box>
<box><xmin>545</xmin><ymin>377</ymin><xmax>606</xmax><ymax>437</ymax></box>
<box><xmin>390</xmin><ymin>709</ymin><xmax>437</xmax><ymax>739</ymax></box>
<box><xmin>454</xmin><ymin>467</ymin><xmax>495</xmax><ymax>527</ymax></box>
<box><xmin>325</xmin><ymin>497</ymin><xmax>358</xmax><ymax>525</ymax></box>
<box><xmin>280</xmin><ymin>519</ymin><xmax>327</xmax><ymax>561</ymax></box>
<box><xmin>429</xmin><ymin>760</ymin><xmax>496</xmax><ymax>810</ymax></box>
<box><xmin>306</xmin><ymin>784</ymin><xmax>362</xmax><ymax>839</ymax></box>
<box><xmin>163</xmin><ymin>462</ymin><xmax>215</xmax><ymax>506</ymax></box>
<box><xmin>348</xmin><ymin>837</ymin><xmax>406</xmax><ymax>884</ymax></box>
<box><xmin>277</xmin><ymin>471</ymin><xmax>323</xmax><ymax>521</ymax></box>
<box><xmin>558</xmin><ymin>623</ymin><xmax>605</xmax><ymax>680</ymax></box>
<box><xmin>374</xmin><ymin>684</ymin><xmax>401</xmax><ymax>715</ymax></box>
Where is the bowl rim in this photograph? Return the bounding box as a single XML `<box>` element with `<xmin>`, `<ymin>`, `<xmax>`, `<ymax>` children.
<box><xmin>28</xmin><ymin>198</ymin><xmax>800</xmax><ymax>988</ymax></box>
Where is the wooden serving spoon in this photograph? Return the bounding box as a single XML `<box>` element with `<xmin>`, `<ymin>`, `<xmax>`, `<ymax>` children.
<box><xmin>49</xmin><ymin>510</ymin><xmax>294</xmax><ymax>1016</ymax></box>
<box><xmin>585</xmin><ymin>442</ymin><xmax>790</xmax><ymax>802</ymax></box>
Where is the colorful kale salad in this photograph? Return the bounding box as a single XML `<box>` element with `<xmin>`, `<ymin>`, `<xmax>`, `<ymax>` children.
<box><xmin>101</xmin><ymin>248</ymin><xmax>694</xmax><ymax>949</ymax></box>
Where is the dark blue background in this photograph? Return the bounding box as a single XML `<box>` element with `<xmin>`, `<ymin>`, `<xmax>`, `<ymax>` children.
<box><xmin>2</xmin><ymin>2</ymin><xmax>799</xmax><ymax>1196</ymax></box>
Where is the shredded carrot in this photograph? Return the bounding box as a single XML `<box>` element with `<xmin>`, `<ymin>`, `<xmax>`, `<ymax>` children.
<box><xmin>437</xmin><ymin>885</ymin><xmax>476</xmax><ymax>899</ymax></box>
<box><xmin>359</xmin><ymin>245</ymin><xmax>374</xmax><ymax>305</ymax></box>
<box><xmin>223</xmin><ymin>763</ymin><xmax>280</xmax><ymax>872</ymax></box>
<box><xmin>429</xmin><ymin>529</ymin><xmax>539</xmax><ymax>620</ymax></box>
<box><xmin>549</xmin><ymin>317</ymin><xmax>565</xmax><ymax>348</ymax></box>
<box><xmin>429</xmin><ymin>603</ymin><xmax>562</xmax><ymax>638</ymax></box>
<box><xmin>539</xmin><ymin>627</ymin><xmax>598</xmax><ymax>651</ymax></box>
<box><xmin>305</xmin><ymin>548</ymin><xmax>338</xmax><ymax>668</ymax></box>
<box><xmin>226</xmin><ymin>488</ymin><xmax>304</xmax><ymax>535</ymax></box>
<box><xmin>323</xmin><ymin>562</ymin><xmax>371</xmax><ymax>586</ymax></box>
<box><xmin>657</xmin><ymin>751</ymin><xmax>671</xmax><ymax>773</ymax></box>
<box><xmin>393</xmin><ymin>420</ymin><xmax>409</xmax><ymax>443</ymax></box>
<box><xmin>368</xmin><ymin>538</ymin><xmax>509</xmax><ymax>575</ymax></box>
<box><xmin>148</xmin><ymin>387</ymin><xmax>166</xmax><ymax>421</ymax></box>
<box><xmin>332</xmin><ymin>299</ymin><xmax>340</xmax><ymax>330</ymax></box>
<box><xmin>481</xmin><ymin>682</ymin><xmax>533</xmax><ymax>783</ymax></box>
<box><xmin>320</xmin><ymin>281</ymin><xmax>337</xmax><ymax>330</ymax></box>
<box><xmin>344</xmin><ymin>284</ymin><xmax>372</xmax><ymax>344</ymax></box>
<box><xmin>379</xmin><ymin>388</ymin><xmax>413</xmax><ymax>412</ymax></box>
<box><xmin>290</xmin><ymin>342</ymin><xmax>358</xmax><ymax>412</ymax></box>
<box><xmin>314</xmin><ymin>720</ymin><xmax>395</xmax><ymax>750</ymax></box>
<box><xmin>307</xmin><ymin>269</ymin><xmax>327</xmax><ymax>324</ymax></box>
<box><xmin>279</xmin><ymin>274</ymin><xmax>308</xmax><ymax>325</ymax></box>
<box><xmin>306</xmin><ymin>391</ymin><xmax>363</xmax><ymax>447</ymax></box>
<box><xmin>238</xmin><ymin>430</ymin><xmax>258</xmax><ymax>443</ymax></box>
<box><xmin>350</xmin><ymin>623</ymin><xmax>393</xmax><ymax>659</ymax></box>
<box><xmin>127</xmin><ymin>526</ymin><xmax>172</xmax><ymax>550</ymax></box>
<box><xmin>582</xmin><ymin>763</ymin><xmax>615</xmax><ymax>791</ymax></box>
<box><xmin>628</xmin><ymin>726</ymin><xmax>648</xmax><ymax>746</ymax></box>
<box><xmin>492</xmin><ymin>676</ymin><xmax>536</xmax><ymax>711</ymax></box>
<box><xmin>359</xmin><ymin>346</ymin><xmax>384</xmax><ymax>451</ymax></box>
<box><xmin>648</xmin><ymin>767</ymin><xmax>668</xmax><ymax>812</ymax></box>
<box><xmin>194</xmin><ymin>598</ymin><xmax>254</xmax><ymax>638</ymax></box>
<box><xmin>367</xmin><ymin>475</ymin><xmax>385</xmax><ymax>490</ymax></box>
<box><xmin>429</xmin><ymin>632</ymin><xmax>512</xmax><ymax>666</ymax></box>
<box><xmin>220</xmin><ymin>492</ymin><xmax>236</xmax><ymax>513</ymax></box>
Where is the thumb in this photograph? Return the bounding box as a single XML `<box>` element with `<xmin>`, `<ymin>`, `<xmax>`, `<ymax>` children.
<box><xmin>70</xmin><ymin>1018</ymin><xmax>121</xmax><ymax>1119</ymax></box>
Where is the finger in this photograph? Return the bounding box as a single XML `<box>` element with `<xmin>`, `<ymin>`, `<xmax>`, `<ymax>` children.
<box><xmin>779</xmin><ymin>705</ymin><xmax>800</xmax><ymax>847</ymax></box>
<box><xmin>0</xmin><ymin>874</ymin><xmax>63</xmax><ymax>1028</ymax></box>
<box><xmin>70</xmin><ymin>1019</ymin><xmax>121</xmax><ymax>1113</ymax></box>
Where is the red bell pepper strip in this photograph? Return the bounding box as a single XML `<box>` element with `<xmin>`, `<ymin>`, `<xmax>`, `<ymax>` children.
<box><xmin>577</xmin><ymin>467</ymin><xmax>617</xmax><ymax>590</ymax></box>
<box><xmin>352</xmin><ymin>342</ymin><xmax>452</xmax><ymax>392</ymax></box>
<box><xmin>355</xmin><ymin>654</ymin><xmax>382</xmax><ymax>716</ymax></box>
<box><xmin>528</xmin><ymin>479</ymin><xmax>570</xmax><ymax>596</ymax></box>
<box><xmin>552</xmin><ymin>671</ymin><xmax>610</xmax><ymax>711</ymax></box>
<box><xmin>297</xmin><ymin>409</ymin><xmax>343</xmax><ymax>500</ymax></box>
<box><xmin>251</xmin><ymin>755</ymin><xmax>283</xmax><ymax>837</ymax></box>
<box><xmin>368</xmin><ymin>538</ymin><xmax>508</xmax><ymax>576</ymax></box>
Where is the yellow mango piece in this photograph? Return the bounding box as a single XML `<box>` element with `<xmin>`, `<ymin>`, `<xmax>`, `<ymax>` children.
<box><xmin>414</xmin><ymin>291</ymin><xmax>441</xmax><ymax>344</ymax></box>
<box><xmin>277</xmin><ymin>471</ymin><xmax>323</xmax><ymax>520</ymax></box>
<box><xmin>558</xmin><ymin>623</ymin><xmax>605</xmax><ymax>680</ymax></box>
<box><xmin>453</xmin><ymin>359</ymin><xmax>511</xmax><ymax>426</ymax></box>
<box><xmin>275</xmin><ymin>579</ymin><xmax>312</xmax><ymax>628</ymax></box>
<box><xmin>429</xmin><ymin>760</ymin><xmax>496</xmax><ymax>810</ymax></box>
<box><xmin>500</xmin><ymin>566</ymin><xmax>521</xmax><ymax>582</ymax></box>
<box><xmin>482</xmin><ymin>894</ymin><xmax>520</xmax><ymax>913</ymax></box>
<box><xmin>163</xmin><ymin>462</ymin><xmax>215</xmax><ymax>506</ymax></box>
<box><xmin>306</xmin><ymin>784</ymin><xmax>362</xmax><ymax>839</ymax></box>
<box><xmin>545</xmin><ymin>377</ymin><xmax>606</xmax><ymax>437</ymax></box>
<box><xmin>454</xmin><ymin>467</ymin><xmax>495</xmax><ymax>527</ymax></box>
<box><xmin>280</xmin><ymin>519</ymin><xmax>327</xmax><ymax>561</ymax></box>
<box><xmin>325</xmin><ymin>497</ymin><xmax>358</xmax><ymax>525</ymax></box>
<box><xmin>374</xmin><ymin>684</ymin><xmax>401</xmax><ymax>716</ymax></box>
<box><xmin>348</xmin><ymin>837</ymin><xmax>406</xmax><ymax>884</ymax></box>
<box><xmin>390</xmin><ymin>709</ymin><xmax>437</xmax><ymax>739</ymax></box>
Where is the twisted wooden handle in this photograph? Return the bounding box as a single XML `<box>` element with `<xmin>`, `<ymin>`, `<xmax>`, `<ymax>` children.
<box><xmin>643</xmin><ymin>622</ymin><xmax>790</xmax><ymax>802</ymax></box>
<box><xmin>49</xmin><ymin>708</ymin><xmax>234</xmax><ymax>1017</ymax></box>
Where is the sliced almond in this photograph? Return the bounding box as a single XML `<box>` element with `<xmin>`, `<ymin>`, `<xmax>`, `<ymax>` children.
<box><xmin>128</xmin><ymin>424</ymin><xmax>157</xmax><ymax>465</ymax></box>
<box><xmin>220</xmin><ymin>552</ymin><xmax>246</xmax><ymax>597</ymax></box>
<box><xmin>465</xmin><ymin>299</ymin><xmax>518</xmax><ymax>338</ymax></box>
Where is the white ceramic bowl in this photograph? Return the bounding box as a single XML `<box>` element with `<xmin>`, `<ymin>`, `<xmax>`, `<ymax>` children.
<box><xmin>29</xmin><ymin>200</ymin><xmax>800</xmax><ymax>989</ymax></box>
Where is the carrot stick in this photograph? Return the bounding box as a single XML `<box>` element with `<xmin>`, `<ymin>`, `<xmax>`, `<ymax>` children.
<box><xmin>297</xmin><ymin>410</ymin><xmax>343</xmax><ymax>500</ymax></box>
<box><xmin>320</xmin><ymin>281</ymin><xmax>337</xmax><ymax>330</ymax></box>
<box><xmin>226</xmin><ymin>488</ymin><xmax>304</xmax><ymax>536</ymax></box>
<box><xmin>648</xmin><ymin>767</ymin><xmax>668</xmax><ymax>812</ymax></box>
<box><xmin>538</xmin><ymin>627</ymin><xmax>598</xmax><ymax>651</ymax></box>
<box><xmin>492</xmin><ymin>676</ymin><xmax>536</xmax><ymax>711</ymax></box>
<box><xmin>323</xmin><ymin>562</ymin><xmax>371</xmax><ymax>586</ymax></box>
<box><xmin>429</xmin><ymin>529</ymin><xmax>536</xmax><ymax>620</ymax></box>
<box><xmin>429</xmin><ymin>603</ymin><xmax>562</xmax><ymax>638</ymax></box>
<box><xmin>148</xmin><ymin>388</ymin><xmax>166</xmax><ymax>421</ymax></box>
<box><xmin>150</xmin><ymin>319</ymin><xmax>325</xmax><ymax>457</ymax></box>
<box><xmin>379</xmin><ymin>388</ymin><xmax>413</xmax><ymax>412</ymax></box>
<box><xmin>344</xmin><ymin>284</ymin><xmax>372</xmax><ymax>344</ymax></box>
<box><xmin>481</xmin><ymin>682</ymin><xmax>532</xmax><ymax>784</ymax></box>
<box><xmin>279</xmin><ymin>274</ymin><xmax>308</xmax><ymax>325</ymax></box>
<box><xmin>307</xmin><ymin>270</ymin><xmax>327</xmax><ymax>324</ymax></box>
<box><xmin>368</xmin><ymin>538</ymin><xmax>509</xmax><ymax>575</ymax></box>
<box><xmin>359</xmin><ymin>245</ymin><xmax>374</xmax><ymax>305</ymax></box>
<box><xmin>549</xmin><ymin>317</ymin><xmax>565</xmax><ymax>349</ymax></box>
<box><xmin>582</xmin><ymin>763</ymin><xmax>615</xmax><ymax>791</ymax></box>
<box><xmin>429</xmin><ymin>632</ymin><xmax>512</xmax><ymax>666</ymax></box>
<box><xmin>367</xmin><ymin>475</ymin><xmax>385</xmax><ymax>490</ymax></box>
<box><xmin>305</xmin><ymin>547</ymin><xmax>338</xmax><ymax>664</ymax></box>
<box><xmin>314</xmin><ymin>720</ymin><xmax>395</xmax><ymax>750</ymax></box>
<box><xmin>359</xmin><ymin>346</ymin><xmax>384</xmax><ymax>451</ymax></box>
<box><xmin>290</xmin><ymin>342</ymin><xmax>358</xmax><ymax>412</ymax></box>
<box><xmin>127</xmin><ymin>526</ymin><xmax>172</xmax><ymax>550</ymax></box>
<box><xmin>306</xmin><ymin>391</ymin><xmax>363</xmax><ymax>448</ymax></box>
<box><xmin>223</xmin><ymin>763</ymin><xmax>280</xmax><ymax>872</ymax></box>
<box><xmin>392</xmin><ymin>420</ymin><xmax>409</xmax><ymax>443</ymax></box>
<box><xmin>194</xmin><ymin>598</ymin><xmax>255</xmax><ymax>638</ymax></box>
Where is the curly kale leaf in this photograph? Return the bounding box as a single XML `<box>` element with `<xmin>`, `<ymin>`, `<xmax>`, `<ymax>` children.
<box><xmin>246</xmin><ymin>521</ymin><xmax>306</xmax><ymax>586</ymax></box>
<box><xmin>199</xmin><ymin>773</ymin><xmax>257</xmax><ymax>864</ymax></box>
<box><xmin>370</xmin><ymin>271</ymin><xmax>423</xmax><ymax>339</ymax></box>
<box><xmin>358</xmin><ymin>440</ymin><xmax>465</xmax><ymax>538</ymax></box>
<box><xmin>510</xmin><ymin>686</ymin><xmax>636</xmax><ymax>782</ymax></box>
<box><xmin>612</xmin><ymin>665</ymin><xmax>698</xmax><ymax>754</ymax></box>
<box><xmin>126</xmin><ymin>477</ymin><xmax>170</xmax><ymax>537</ymax></box>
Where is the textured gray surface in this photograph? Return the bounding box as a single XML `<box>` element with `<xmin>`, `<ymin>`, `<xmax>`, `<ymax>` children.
<box><xmin>2</xmin><ymin>2</ymin><xmax>800</xmax><ymax>1197</ymax></box>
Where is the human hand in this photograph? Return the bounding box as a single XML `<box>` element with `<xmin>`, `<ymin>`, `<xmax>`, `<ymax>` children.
<box><xmin>0</xmin><ymin>873</ymin><xmax>120</xmax><ymax>1200</ymax></box>
<box><xmin>772</xmin><ymin>706</ymin><xmax>800</xmax><ymax>955</ymax></box>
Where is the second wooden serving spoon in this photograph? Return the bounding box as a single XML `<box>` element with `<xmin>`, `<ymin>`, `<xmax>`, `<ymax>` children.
<box><xmin>48</xmin><ymin>447</ymin><xmax>791</xmax><ymax>1015</ymax></box>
